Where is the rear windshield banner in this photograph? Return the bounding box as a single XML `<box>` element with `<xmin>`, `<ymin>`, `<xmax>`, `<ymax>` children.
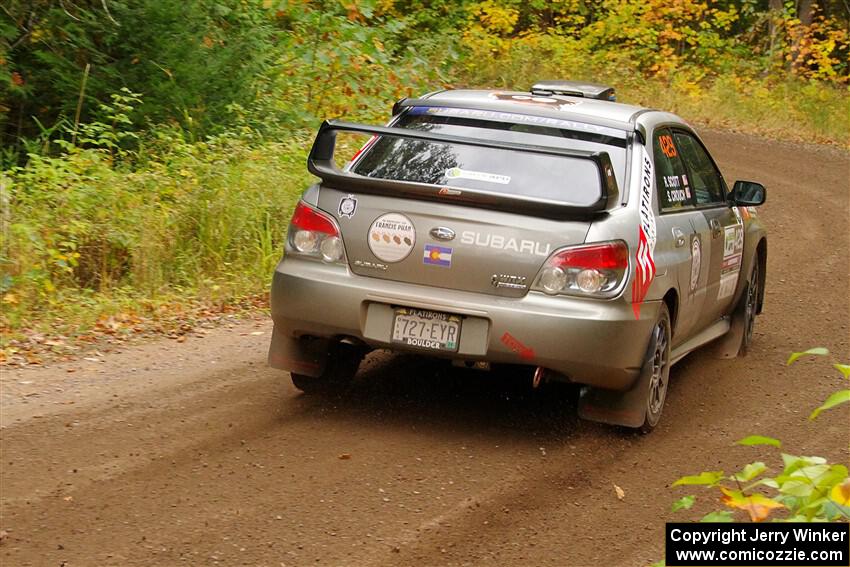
<box><xmin>406</xmin><ymin>106</ymin><xmax>627</xmax><ymax>139</ymax></box>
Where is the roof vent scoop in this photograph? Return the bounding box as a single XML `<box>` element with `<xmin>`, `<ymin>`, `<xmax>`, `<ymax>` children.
<box><xmin>530</xmin><ymin>80</ymin><xmax>616</xmax><ymax>101</ymax></box>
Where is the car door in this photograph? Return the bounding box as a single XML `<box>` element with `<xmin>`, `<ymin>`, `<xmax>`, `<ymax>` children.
<box><xmin>651</xmin><ymin>127</ymin><xmax>711</xmax><ymax>344</ymax></box>
<box><xmin>672</xmin><ymin>130</ymin><xmax>742</xmax><ymax>330</ymax></box>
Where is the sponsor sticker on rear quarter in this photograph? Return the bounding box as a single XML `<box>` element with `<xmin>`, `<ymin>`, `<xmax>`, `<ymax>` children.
<box><xmin>690</xmin><ymin>235</ymin><xmax>701</xmax><ymax>293</ymax></box>
<box><xmin>718</xmin><ymin>223</ymin><xmax>744</xmax><ymax>299</ymax></box>
<box><xmin>368</xmin><ymin>213</ymin><xmax>415</xmax><ymax>263</ymax></box>
<box><xmin>338</xmin><ymin>194</ymin><xmax>357</xmax><ymax>219</ymax></box>
<box><xmin>631</xmin><ymin>147</ymin><xmax>657</xmax><ymax>319</ymax></box>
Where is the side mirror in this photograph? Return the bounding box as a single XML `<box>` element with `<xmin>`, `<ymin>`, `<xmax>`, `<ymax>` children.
<box><xmin>731</xmin><ymin>180</ymin><xmax>766</xmax><ymax>206</ymax></box>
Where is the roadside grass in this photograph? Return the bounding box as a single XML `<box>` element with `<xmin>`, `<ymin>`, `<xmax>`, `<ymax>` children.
<box><xmin>634</xmin><ymin>75</ymin><xmax>849</xmax><ymax>145</ymax></box>
<box><xmin>2</xmin><ymin>47</ymin><xmax>848</xmax><ymax>361</ymax></box>
<box><xmin>1</xmin><ymin>134</ymin><xmax>312</xmax><ymax>353</ymax></box>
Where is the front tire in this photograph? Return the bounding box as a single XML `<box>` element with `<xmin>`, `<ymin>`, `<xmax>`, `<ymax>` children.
<box><xmin>640</xmin><ymin>304</ymin><xmax>672</xmax><ymax>433</ymax></box>
<box><xmin>738</xmin><ymin>259</ymin><xmax>761</xmax><ymax>356</ymax></box>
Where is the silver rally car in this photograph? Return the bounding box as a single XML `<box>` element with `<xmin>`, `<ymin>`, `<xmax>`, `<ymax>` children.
<box><xmin>268</xmin><ymin>81</ymin><xmax>767</xmax><ymax>431</ymax></box>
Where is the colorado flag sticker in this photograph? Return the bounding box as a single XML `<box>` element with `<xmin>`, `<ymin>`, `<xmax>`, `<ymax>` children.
<box><xmin>423</xmin><ymin>244</ymin><xmax>452</xmax><ymax>267</ymax></box>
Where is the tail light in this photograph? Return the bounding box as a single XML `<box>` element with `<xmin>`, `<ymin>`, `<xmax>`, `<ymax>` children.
<box><xmin>533</xmin><ymin>240</ymin><xmax>629</xmax><ymax>298</ymax></box>
<box><xmin>287</xmin><ymin>201</ymin><xmax>346</xmax><ymax>264</ymax></box>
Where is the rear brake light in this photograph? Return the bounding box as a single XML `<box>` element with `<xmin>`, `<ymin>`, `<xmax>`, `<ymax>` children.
<box><xmin>547</xmin><ymin>241</ymin><xmax>629</xmax><ymax>270</ymax></box>
<box><xmin>534</xmin><ymin>241</ymin><xmax>629</xmax><ymax>297</ymax></box>
<box><xmin>291</xmin><ymin>201</ymin><xmax>338</xmax><ymax>235</ymax></box>
<box><xmin>287</xmin><ymin>202</ymin><xmax>346</xmax><ymax>264</ymax></box>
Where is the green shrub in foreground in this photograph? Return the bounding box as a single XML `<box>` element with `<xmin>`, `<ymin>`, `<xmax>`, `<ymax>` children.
<box><xmin>649</xmin><ymin>350</ymin><xmax>849</xmax><ymax>567</ymax></box>
<box><xmin>670</xmin><ymin>349</ymin><xmax>850</xmax><ymax>524</ymax></box>
<box><xmin>1</xmin><ymin>128</ymin><xmax>311</xmax><ymax>335</ymax></box>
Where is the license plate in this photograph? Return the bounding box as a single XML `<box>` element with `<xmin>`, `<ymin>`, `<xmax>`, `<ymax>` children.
<box><xmin>392</xmin><ymin>308</ymin><xmax>461</xmax><ymax>352</ymax></box>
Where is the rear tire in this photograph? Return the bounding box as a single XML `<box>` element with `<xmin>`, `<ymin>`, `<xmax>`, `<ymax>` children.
<box><xmin>290</xmin><ymin>343</ymin><xmax>364</xmax><ymax>394</ymax></box>
<box><xmin>640</xmin><ymin>304</ymin><xmax>672</xmax><ymax>433</ymax></box>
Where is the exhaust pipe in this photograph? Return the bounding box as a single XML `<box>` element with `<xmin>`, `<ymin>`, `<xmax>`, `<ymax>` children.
<box><xmin>532</xmin><ymin>366</ymin><xmax>547</xmax><ymax>389</ymax></box>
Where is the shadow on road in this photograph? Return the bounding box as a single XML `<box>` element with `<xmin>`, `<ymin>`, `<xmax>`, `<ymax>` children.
<box><xmin>277</xmin><ymin>344</ymin><xmax>715</xmax><ymax>447</ymax></box>
<box><xmin>284</xmin><ymin>350</ymin><xmax>619</xmax><ymax>443</ymax></box>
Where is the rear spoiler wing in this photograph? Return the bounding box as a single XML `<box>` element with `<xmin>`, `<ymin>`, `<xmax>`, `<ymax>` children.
<box><xmin>307</xmin><ymin>120</ymin><xmax>620</xmax><ymax>220</ymax></box>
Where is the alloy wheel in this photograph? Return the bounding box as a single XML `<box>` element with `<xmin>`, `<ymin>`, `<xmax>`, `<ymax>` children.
<box><xmin>647</xmin><ymin>319</ymin><xmax>670</xmax><ymax>419</ymax></box>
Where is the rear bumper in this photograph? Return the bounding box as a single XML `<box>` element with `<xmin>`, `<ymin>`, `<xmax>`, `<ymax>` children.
<box><xmin>269</xmin><ymin>257</ymin><xmax>659</xmax><ymax>390</ymax></box>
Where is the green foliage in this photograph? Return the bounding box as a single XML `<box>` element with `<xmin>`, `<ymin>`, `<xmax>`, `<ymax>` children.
<box><xmin>2</xmin><ymin>0</ymin><xmax>276</xmax><ymax>147</ymax></box>
<box><xmin>3</xmin><ymin>1</ymin><xmax>848</xmax><ymax>156</ymax></box>
<box><xmin>787</xmin><ymin>346</ymin><xmax>830</xmax><ymax>364</ymax></box>
<box><xmin>671</xmin><ymin>495</ymin><xmax>696</xmax><ymax>512</ymax></box>
<box><xmin>734</xmin><ymin>461</ymin><xmax>767</xmax><ymax>482</ymax></box>
<box><xmin>786</xmin><ymin>347</ymin><xmax>850</xmax><ymax>419</ymax></box>
<box><xmin>63</xmin><ymin>88</ymin><xmax>143</xmax><ymax>155</ymax></box>
<box><xmin>700</xmin><ymin>510</ymin><xmax>734</xmax><ymax>522</ymax></box>
<box><xmin>673</xmin><ymin>471</ymin><xmax>726</xmax><ymax>487</ymax></box>
<box><xmin>456</xmin><ymin>0</ymin><xmax>848</xmax><ymax>81</ymax></box>
<box><xmin>810</xmin><ymin>390</ymin><xmax>850</xmax><ymax>420</ymax></box>
<box><xmin>455</xmin><ymin>21</ymin><xmax>848</xmax><ymax>144</ymax></box>
<box><xmin>670</xmin><ymin>354</ymin><xmax>850</xmax><ymax>524</ymax></box>
<box><xmin>737</xmin><ymin>435</ymin><xmax>782</xmax><ymax>448</ymax></box>
<box><xmin>265</xmin><ymin>1</ymin><xmax>445</xmax><ymax>129</ymax></box>
<box><xmin>2</xmin><ymin>115</ymin><xmax>311</xmax><ymax>334</ymax></box>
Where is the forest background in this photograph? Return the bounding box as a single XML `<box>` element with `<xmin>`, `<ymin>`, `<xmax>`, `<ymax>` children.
<box><xmin>1</xmin><ymin>0</ymin><xmax>847</xmax><ymax>353</ymax></box>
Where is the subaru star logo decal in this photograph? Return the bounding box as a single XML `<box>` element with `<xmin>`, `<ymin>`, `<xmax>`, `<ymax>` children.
<box><xmin>429</xmin><ymin>227</ymin><xmax>456</xmax><ymax>241</ymax></box>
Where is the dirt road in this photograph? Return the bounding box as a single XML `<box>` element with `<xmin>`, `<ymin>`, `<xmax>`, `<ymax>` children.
<box><xmin>1</xmin><ymin>130</ymin><xmax>848</xmax><ymax>567</ymax></box>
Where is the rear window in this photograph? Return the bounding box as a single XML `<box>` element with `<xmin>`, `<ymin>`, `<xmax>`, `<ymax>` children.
<box><xmin>350</xmin><ymin>110</ymin><xmax>627</xmax><ymax>207</ymax></box>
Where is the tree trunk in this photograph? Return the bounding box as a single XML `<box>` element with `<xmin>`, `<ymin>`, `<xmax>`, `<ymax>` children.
<box><xmin>767</xmin><ymin>0</ymin><xmax>784</xmax><ymax>72</ymax></box>
<box><xmin>791</xmin><ymin>0</ymin><xmax>815</xmax><ymax>73</ymax></box>
<box><xmin>798</xmin><ymin>0</ymin><xmax>815</xmax><ymax>26</ymax></box>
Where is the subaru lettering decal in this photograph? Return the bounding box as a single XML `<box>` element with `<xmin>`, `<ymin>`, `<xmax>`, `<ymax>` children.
<box><xmin>460</xmin><ymin>230</ymin><xmax>551</xmax><ymax>257</ymax></box>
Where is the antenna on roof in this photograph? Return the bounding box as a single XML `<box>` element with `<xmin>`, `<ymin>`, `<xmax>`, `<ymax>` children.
<box><xmin>530</xmin><ymin>80</ymin><xmax>616</xmax><ymax>101</ymax></box>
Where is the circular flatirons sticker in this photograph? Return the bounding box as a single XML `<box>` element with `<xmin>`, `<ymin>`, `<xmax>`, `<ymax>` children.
<box><xmin>368</xmin><ymin>213</ymin><xmax>415</xmax><ymax>263</ymax></box>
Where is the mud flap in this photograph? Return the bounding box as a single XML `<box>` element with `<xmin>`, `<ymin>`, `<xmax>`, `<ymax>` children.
<box><xmin>577</xmin><ymin>344</ymin><xmax>655</xmax><ymax>428</ymax></box>
<box><xmin>712</xmin><ymin>311</ymin><xmax>744</xmax><ymax>359</ymax></box>
<box><xmin>577</xmin><ymin>370</ymin><xmax>649</xmax><ymax>428</ymax></box>
<box><xmin>267</xmin><ymin>327</ymin><xmax>330</xmax><ymax>377</ymax></box>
